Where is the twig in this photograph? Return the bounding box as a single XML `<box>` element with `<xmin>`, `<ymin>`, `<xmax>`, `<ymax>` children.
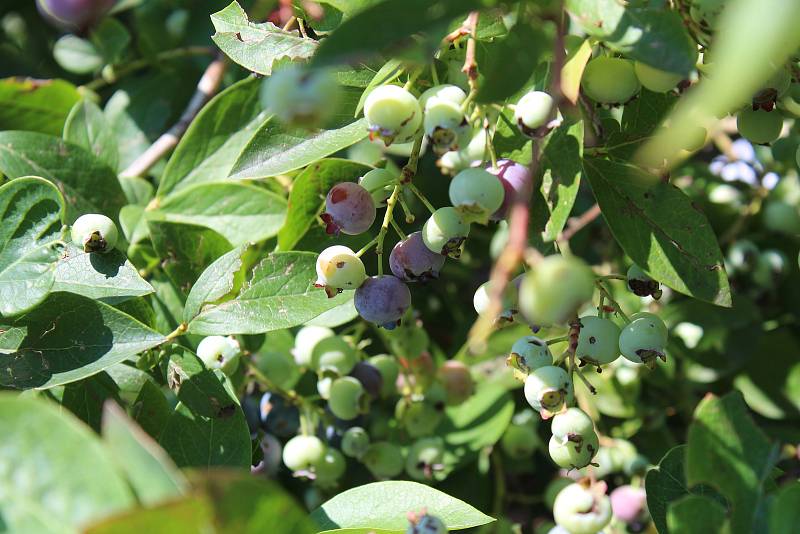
<box><xmin>461</xmin><ymin>12</ymin><xmax>480</xmax><ymax>90</ymax></box>
<box><xmin>558</xmin><ymin>203</ymin><xmax>601</xmax><ymax>242</ymax></box>
<box><xmin>467</xmin><ymin>9</ymin><xmax>568</xmax><ymax>352</ymax></box>
<box><xmin>407</xmin><ymin>183</ymin><xmax>436</xmax><ymax>214</ymax></box>
<box><xmin>121</xmin><ymin>55</ymin><xmax>228</xmax><ymax>179</ymax></box>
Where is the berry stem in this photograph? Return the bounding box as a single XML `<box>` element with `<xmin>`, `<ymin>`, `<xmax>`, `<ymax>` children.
<box><xmin>546</xmin><ymin>335</ymin><xmax>570</xmax><ymax>345</ymax></box>
<box><xmin>403</xmin><ymin>68</ymin><xmax>423</xmax><ymax>91</ymax></box>
<box><xmin>397</xmin><ymin>193</ymin><xmax>416</xmax><ymax>223</ymax></box>
<box><xmin>355</xmin><ymin>236</ymin><xmax>379</xmax><ymax>257</ymax></box>
<box><xmin>484</xmin><ymin>123</ymin><xmax>498</xmax><ymax>168</ymax></box>
<box><xmin>375</xmin><ymin>185</ymin><xmax>402</xmax><ymax>275</ymax></box>
<box><xmin>390</xmin><ymin>219</ymin><xmax>407</xmax><ymax>240</ymax></box>
<box><xmin>597</xmin><ymin>274</ymin><xmax>627</xmax><ymax>281</ymax></box>
<box><xmin>407</xmin><ymin>183</ymin><xmax>436</xmax><ymax>214</ymax></box>
<box><xmin>162</xmin><ymin>323</ymin><xmax>188</xmax><ymax>344</ymax></box>
<box><xmin>595</xmin><ymin>281</ymin><xmax>630</xmax><ymax>323</ymax></box>
<box><xmin>430</xmin><ymin>63</ymin><xmax>440</xmax><ymax>86</ymax></box>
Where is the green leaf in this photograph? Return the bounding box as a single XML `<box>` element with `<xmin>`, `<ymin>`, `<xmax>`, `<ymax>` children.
<box><xmin>132</xmin><ymin>380</ymin><xmax>173</xmax><ymax>440</ymax></box>
<box><xmin>2</xmin><ymin>292</ymin><xmax>165</xmax><ymax>390</ymax></box>
<box><xmin>440</xmin><ymin>382</ymin><xmax>514</xmax><ymax>466</ymax></box>
<box><xmin>666</xmin><ymin>495</ymin><xmax>729</xmax><ymax>534</ymax></box>
<box><xmin>146</xmin><ymin>217</ymin><xmax>233</xmax><ymax>295</ymax></box>
<box><xmin>0</xmin><ymin>78</ymin><xmax>81</xmax><ymax>136</ymax></box>
<box><xmin>540</xmin><ymin>119</ymin><xmax>583</xmax><ymax>241</ymax></box>
<box><xmin>645</xmin><ymin>445</ymin><xmax>726</xmax><ymax>534</ymax></box>
<box><xmin>0</xmin><ymin>131</ymin><xmax>127</xmax><ymax>223</ymax></box>
<box><xmin>311</xmin><ymin>0</ymin><xmax>484</xmax><ymax>67</ymax></box>
<box><xmin>475</xmin><ymin>23</ymin><xmax>548</xmax><ymax>103</ymax></box>
<box><xmin>158</xmin><ymin>350</ymin><xmax>252</xmax><ymax>468</ymax></box>
<box><xmin>211</xmin><ymin>2</ymin><xmax>318</xmax><ymax>75</ymax></box>
<box><xmin>278</xmin><ymin>158</ymin><xmax>371</xmax><ymax>250</ymax></box>
<box><xmin>687</xmin><ymin>392</ymin><xmax>779</xmax><ymax>534</ymax></box>
<box><xmin>583</xmin><ymin>157</ymin><xmax>731</xmax><ymax>306</ymax></box>
<box><xmin>187</xmin><ymin>251</ymin><xmax>354</xmax><ymax>335</ymax></box>
<box><xmin>190</xmin><ymin>471</ymin><xmax>317</xmax><ymax>533</ymax></box>
<box><xmin>0</xmin><ymin>394</ymin><xmax>134</xmax><ymax>533</ymax></box>
<box><xmin>183</xmin><ymin>244</ymin><xmax>251</xmax><ymax>324</ymax></box>
<box><xmin>229</xmin><ymin>119</ymin><xmax>369</xmax><ymax>180</ymax></box>
<box><xmin>61</xmin><ymin>372</ymin><xmax>122</xmax><ymax>431</ymax></box>
<box><xmin>560</xmin><ymin>38</ymin><xmax>592</xmax><ymax>104</ymax></box>
<box><xmin>770</xmin><ymin>481</ymin><xmax>800</xmax><ymax>534</ymax></box>
<box><xmin>0</xmin><ymin>323</ymin><xmax>27</xmax><ymax>354</ymax></box>
<box><xmin>0</xmin><ymin>177</ymin><xmax>65</xmax><ymax>317</ymax></box>
<box><xmin>158</xmin><ymin>77</ymin><xmax>266</xmax><ymax>197</ymax></box>
<box><xmin>63</xmin><ymin>98</ymin><xmax>120</xmax><ymax>171</ymax></box>
<box><xmin>53</xmin><ymin>244</ymin><xmax>154</xmax><ymax>304</ymax></box>
<box><xmin>102</xmin><ymin>402</ymin><xmax>187</xmax><ymax>505</ymax></box>
<box><xmin>119</xmin><ymin>205</ymin><xmax>149</xmax><ymax>246</ymax></box>
<box><xmin>154</xmin><ymin>182</ymin><xmax>286</xmax><ymax>246</ymax></box>
<box><xmin>565</xmin><ymin>0</ymin><xmax>696</xmax><ymax>74</ymax></box>
<box><xmin>84</xmin><ymin>497</ymin><xmax>212</xmax><ymax>534</ymax></box>
<box><xmin>606</xmin><ymin>90</ymin><xmax>678</xmax><ymax>161</ymax></box>
<box><xmin>310</xmin><ymin>481</ymin><xmax>495</xmax><ymax>533</ymax></box>
<box><xmin>305</xmin><ymin>298</ymin><xmax>359</xmax><ymax>327</ymax></box>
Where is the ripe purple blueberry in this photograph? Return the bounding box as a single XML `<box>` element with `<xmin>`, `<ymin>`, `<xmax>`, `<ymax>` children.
<box><xmin>37</xmin><ymin>0</ymin><xmax>114</xmax><ymax>32</ymax></box>
<box><xmin>354</xmin><ymin>275</ymin><xmax>412</xmax><ymax>329</ymax></box>
<box><xmin>486</xmin><ymin>160</ymin><xmax>534</xmax><ymax>221</ymax></box>
<box><xmin>321</xmin><ymin>182</ymin><xmax>377</xmax><ymax>235</ymax></box>
<box><xmin>350</xmin><ymin>361</ymin><xmax>384</xmax><ymax>399</ymax></box>
<box><xmin>389</xmin><ymin>231</ymin><xmax>447</xmax><ymax>282</ymax></box>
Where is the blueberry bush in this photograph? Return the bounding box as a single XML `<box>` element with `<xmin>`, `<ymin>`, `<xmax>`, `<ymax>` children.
<box><xmin>1</xmin><ymin>0</ymin><xmax>799</xmax><ymax>533</ymax></box>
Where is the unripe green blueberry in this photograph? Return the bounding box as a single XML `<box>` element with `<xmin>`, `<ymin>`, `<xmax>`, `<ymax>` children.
<box><xmin>633</xmin><ymin>62</ymin><xmax>683</xmax><ymax>93</ymax></box>
<box><xmin>753</xmin><ymin>67</ymin><xmax>791</xmax><ymax>110</ymax></box>
<box><xmin>257</xmin><ymin>349</ymin><xmax>301</xmax><ymax>390</ymax></box>
<box><xmin>407</xmin><ymin>512</ymin><xmax>447</xmax><ymax>534</ymax></box>
<box><xmin>524</xmin><ymin>366</ymin><xmax>574</xmax><ymax>415</ymax></box>
<box><xmin>359</xmin><ymin>168</ymin><xmax>396</xmax><ymax>207</ymax></box>
<box><xmin>310</xmin><ymin>336</ymin><xmax>358</xmax><ymax>376</ymax></box>
<box><xmin>282</xmin><ymin>434</ymin><xmax>326</xmax><ymax>472</ymax></box>
<box><xmin>553</xmin><ymin>482</ymin><xmax>612</xmax><ymax>534</ymax></box>
<box><xmin>260</xmin><ymin>65</ymin><xmax>341</xmax><ymax>128</ymax></box>
<box><xmin>405</xmin><ymin>437</ymin><xmax>446</xmax><ymax>481</ymax></box>
<box><xmin>422</xmin><ymin>207</ymin><xmax>470</xmax><ymax>258</ymax></box>
<box><xmin>548</xmin><ymin>428</ymin><xmax>599</xmax><ymax>469</ymax></box>
<box><xmin>424</xmin><ymin>97</ymin><xmax>469</xmax><ymax>154</ymax></box>
<box><xmin>618</xmin><ymin>313</ymin><xmax>668</xmax><ymax>367</ymax></box>
<box><xmin>736</xmin><ymin>108</ymin><xmax>783</xmax><ymax>145</ymax></box>
<box><xmin>575</xmin><ymin>316</ymin><xmax>621</xmax><ymax>368</ymax></box>
<box><xmin>581</xmin><ymin>57</ymin><xmax>640</xmax><ymax>105</ymax></box>
<box><xmin>365</xmin><ymin>85</ymin><xmax>422</xmax><ymax>146</ymax></box>
<box><xmin>328</xmin><ymin>376</ymin><xmax>369</xmax><ymax>420</ymax></box>
<box><xmin>726</xmin><ymin>239</ymin><xmax>760</xmax><ymax>273</ymax></box>
<box><xmin>419</xmin><ymin>84</ymin><xmax>467</xmax><ymax>109</ymax></box>
<box><xmin>71</xmin><ymin>213</ymin><xmax>118</xmax><ymax>253</ymax></box>
<box><xmin>341</xmin><ymin>426</ymin><xmax>370</xmax><ymax>458</ymax></box>
<box><xmin>437</xmin><ymin>128</ymin><xmax>488</xmax><ymax>175</ymax></box>
<box><xmin>753</xmin><ymin>249</ymin><xmax>788</xmax><ymax>288</ymax></box>
<box><xmin>514</xmin><ymin>90</ymin><xmax>554</xmax><ymax>135</ymax></box>
<box><xmin>317</xmin><ymin>376</ymin><xmax>333</xmax><ymax>400</ymax></box>
<box><xmin>368</xmin><ymin>354</ymin><xmax>400</xmax><ymax>397</ymax></box>
<box><xmin>501</xmin><ymin>423</ymin><xmax>539</xmax><ymax>459</ymax></box>
<box><xmin>449</xmin><ymin>168</ymin><xmax>505</xmax><ymax>224</ymax></box>
<box><xmin>361</xmin><ymin>441</ymin><xmax>404</xmax><ymax>478</ymax></box>
<box><xmin>519</xmin><ymin>255</ymin><xmax>596</xmax><ymax>325</ymax></box>
<box><xmin>314</xmin><ymin>447</ymin><xmax>346</xmax><ymax>487</ymax></box>
<box><xmin>315</xmin><ymin>245</ymin><xmax>367</xmax><ymax>297</ymax></box>
<box><xmin>436</xmin><ymin>360</ymin><xmax>474</xmax><ymax>405</ymax></box>
<box><xmin>196</xmin><ymin>335</ymin><xmax>241</xmax><ymax>375</ymax></box>
<box><xmin>396</xmin><ymin>397</ymin><xmax>444</xmax><ymax>437</ymax></box>
<box><xmin>293</xmin><ymin>325</ymin><xmax>334</xmax><ymax>367</ymax></box>
<box><xmin>762</xmin><ymin>200</ymin><xmax>800</xmax><ymax>234</ymax></box>
<box><xmin>508</xmin><ymin>335</ymin><xmax>552</xmax><ymax>374</ymax></box>
<box><xmin>473</xmin><ymin>280</ymin><xmax>518</xmax><ymax>322</ymax></box>
<box><xmin>626</xmin><ymin>264</ymin><xmax>661</xmax><ymax>298</ymax></box>
<box><xmin>551</xmin><ymin>407</ymin><xmax>594</xmax><ymax>442</ymax></box>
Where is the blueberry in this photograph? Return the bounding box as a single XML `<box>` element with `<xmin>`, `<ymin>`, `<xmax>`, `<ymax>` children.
<box><xmin>354</xmin><ymin>275</ymin><xmax>412</xmax><ymax>329</ymax></box>
<box><xmin>259</xmin><ymin>392</ymin><xmax>300</xmax><ymax>438</ymax></box>
<box><xmin>349</xmin><ymin>361</ymin><xmax>384</xmax><ymax>399</ymax></box>
<box><xmin>486</xmin><ymin>159</ymin><xmax>533</xmax><ymax>221</ymax></box>
<box><xmin>389</xmin><ymin>231</ymin><xmax>446</xmax><ymax>283</ymax></box>
<box><xmin>37</xmin><ymin>0</ymin><xmax>114</xmax><ymax>31</ymax></box>
<box><xmin>321</xmin><ymin>182</ymin><xmax>377</xmax><ymax>235</ymax></box>
<box><xmin>71</xmin><ymin>213</ymin><xmax>118</xmax><ymax>253</ymax></box>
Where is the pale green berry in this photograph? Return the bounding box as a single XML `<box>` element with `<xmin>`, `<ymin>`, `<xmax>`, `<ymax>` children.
<box><xmin>419</xmin><ymin>84</ymin><xmax>467</xmax><ymax>109</ymax></box>
<box><xmin>519</xmin><ymin>255</ymin><xmax>595</xmax><ymax>325</ymax></box>
<box><xmin>449</xmin><ymin>168</ymin><xmax>505</xmax><ymax>224</ymax></box>
<box><xmin>524</xmin><ymin>365</ymin><xmax>574</xmax><ymax>415</ymax></box>
<box><xmin>553</xmin><ymin>482</ymin><xmax>612</xmax><ymax>534</ymax></box>
<box><xmin>575</xmin><ymin>316</ymin><xmax>621</xmax><ymax>367</ymax></box>
<box><xmin>315</xmin><ymin>245</ymin><xmax>367</xmax><ymax>297</ymax></box>
<box><xmin>473</xmin><ymin>281</ymin><xmax>518</xmax><ymax>322</ymax></box>
<box><xmin>71</xmin><ymin>213</ymin><xmax>118</xmax><ymax>253</ymax></box>
<box><xmin>633</xmin><ymin>62</ymin><xmax>683</xmax><ymax>93</ymax></box>
<box><xmin>293</xmin><ymin>326</ymin><xmax>334</xmax><ymax>367</ymax></box>
<box><xmin>362</xmin><ymin>441</ymin><xmax>404</xmax><ymax>478</ymax></box>
<box><xmin>196</xmin><ymin>335</ymin><xmax>241</xmax><ymax>375</ymax></box>
<box><xmin>514</xmin><ymin>90</ymin><xmax>554</xmax><ymax>134</ymax></box>
<box><xmin>424</xmin><ymin>97</ymin><xmax>469</xmax><ymax>154</ymax></box>
<box><xmin>737</xmin><ymin>108</ymin><xmax>783</xmax><ymax>145</ymax></box>
<box><xmin>282</xmin><ymin>435</ymin><xmax>326</xmax><ymax>472</ymax></box>
<box><xmin>501</xmin><ymin>423</ymin><xmax>539</xmax><ymax>459</ymax></box>
<box><xmin>509</xmin><ymin>335</ymin><xmax>552</xmax><ymax>374</ymax></box>
<box><xmin>341</xmin><ymin>426</ymin><xmax>370</xmax><ymax>458</ymax></box>
<box><xmin>548</xmin><ymin>429</ymin><xmax>599</xmax><ymax>469</ymax></box>
<box><xmin>368</xmin><ymin>354</ymin><xmax>399</xmax><ymax>397</ymax></box>
<box><xmin>626</xmin><ymin>264</ymin><xmax>660</xmax><ymax>297</ymax></box>
<box><xmin>581</xmin><ymin>57</ymin><xmax>640</xmax><ymax>105</ymax></box>
<box><xmin>359</xmin><ymin>168</ymin><xmax>396</xmax><ymax>207</ymax></box>
<box><xmin>422</xmin><ymin>207</ymin><xmax>470</xmax><ymax>258</ymax></box>
<box><xmin>618</xmin><ymin>313</ymin><xmax>668</xmax><ymax>367</ymax></box>
<box><xmin>260</xmin><ymin>65</ymin><xmax>340</xmax><ymax>128</ymax></box>
<box><xmin>310</xmin><ymin>336</ymin><xmax>358</xmax><ymax>376</ymax></box>
<box><xmin>328</xmin><ymin>376</ymin><xmax>368</xmax><ymax>420</ymax></box>
<box><xmin>365</xmin><ymin>85</ymin><xmax>422</xmax><ymax>146</ymax></box>
<box><xmin>551</xmin><ymin>407</ymin><xmax>594</xmax><ymax>442</ymax></box>
<box><xmin>405</xmin><ymin>437</ymin><xmax>446</xmax><ymax>481</ymax></box>
<box><xmin>314</xmin><ymin>447</ymin><xmax>346</xmax><ymax>487</ymax></box>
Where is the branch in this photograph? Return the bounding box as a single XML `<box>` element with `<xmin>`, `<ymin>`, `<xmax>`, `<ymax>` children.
<box><xmin>461</xmin><ymin>12</ymin><xmax>480</xmax><ymax>90</ymax></box>
<box><xmin>120</xmin><ymin>56</ymin><xmax>228</xmax><ymax>179</ymax></box>
<box><xmin>467</xmin><ymin>8</ymin><xmax>569</xmax><ymax>352</ymax></box>
<box><xmin>558</xmin><ymin>203</ymin><xmax>601</xmax><ymax>242</ymax></box>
